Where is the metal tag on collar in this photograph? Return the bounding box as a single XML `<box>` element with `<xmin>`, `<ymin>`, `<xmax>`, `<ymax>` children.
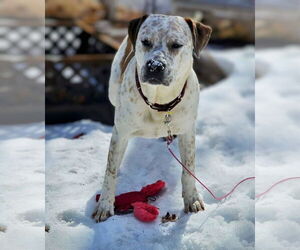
<box><xmin>164</xmin><ymin>112</ymin><xmax>173</xmax><ymax>143</ymax></box>
<box><xmin>164</xmin><ymin>112</ymin><xmax>172</xmax><ymax>125</ymax></box>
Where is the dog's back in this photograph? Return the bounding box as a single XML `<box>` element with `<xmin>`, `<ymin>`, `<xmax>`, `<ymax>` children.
<box><xmin>108</xmin><ymin>36</ymin><xmax>133</xmax><ymax>107</ymax></box>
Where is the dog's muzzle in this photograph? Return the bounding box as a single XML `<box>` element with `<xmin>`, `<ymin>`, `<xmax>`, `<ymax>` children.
<box><xmin>143</xmin><ymin>59</ymin><xmax>166</xmax><ymax>85</ymax></box>
<box><xmin>147</xmin><ymin>59</ymin><xmax>165</xmax><ymax>72</ymax></box>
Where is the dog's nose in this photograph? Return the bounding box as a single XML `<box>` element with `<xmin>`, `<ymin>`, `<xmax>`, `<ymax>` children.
<box><xmin>146</xmin><ymin>59</ymin><xmax>166</xmax><ymax>73</ymax></box>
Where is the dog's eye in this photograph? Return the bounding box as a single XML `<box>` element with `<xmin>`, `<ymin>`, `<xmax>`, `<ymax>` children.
<box><xmin>141</xmin><ymin>39</ymin><xmax>152</xmax><ymax>48</ymax></box>
<box><xmin>171</xmin><ymin>43</ymin><xmax>183</xmax><ymax>49</ymax></box>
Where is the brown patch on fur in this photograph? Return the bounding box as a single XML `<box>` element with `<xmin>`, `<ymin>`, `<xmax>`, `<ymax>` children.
<box><xmin>128</xmin><ymin>15</ymin><xmax>149</xmax><ymax>47</ymax></box>
<box><xmin>184</xmin><ymin>18</ymin><xmax>212</xmax><ymax>57</ymax></box>
<box><xmin>119</xmin><ymin>15</ymin><xmax>148</xmax><ymax>82</ymax></box>
<box><xmin>120</xmin><ymin>38</ymin><xmax>134</xmax><ymax>82</ymax></box>
<box><xmin>107</xmin><ymin>168</ymin><xmax>116</xmax><ymax>175</ymax></box>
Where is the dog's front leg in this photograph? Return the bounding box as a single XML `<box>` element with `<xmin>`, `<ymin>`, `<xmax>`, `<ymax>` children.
<box><xmin>93</xmin><ymin>126</ymin><xmax>129</xmax><ymax>222</ymax></box>
<box><xmin>178</xmin><ymin>129</ymin><xmax>205</xmax><ymax>213</ymax></box>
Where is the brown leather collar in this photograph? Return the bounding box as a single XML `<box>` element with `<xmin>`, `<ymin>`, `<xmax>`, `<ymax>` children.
<box><xmin>135</xmin><ymin>69</ymin><xmax>187</xmax><ymax>112</ymax></box>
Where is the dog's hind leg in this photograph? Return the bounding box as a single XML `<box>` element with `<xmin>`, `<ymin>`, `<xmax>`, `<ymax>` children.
<box><xmin>178</xmin><ymin>129</ymin><xmax>205</xmax><ymax>213</ymax></box>
<box><xmin>93</xmin><ymin>126</ymin><xmax>129</xmax><ymax>222</ymax></box>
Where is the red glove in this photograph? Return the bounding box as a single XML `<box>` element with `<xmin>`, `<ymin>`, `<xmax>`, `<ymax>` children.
<box><xmin>132</xmin><ymin>202</ymin><xmax>159</xmax><ymax>222</ymax></box>
<box><xmin>95</xmin><ymin>180</ymin><xmax>165</xmax><ymax>221</ymax></box>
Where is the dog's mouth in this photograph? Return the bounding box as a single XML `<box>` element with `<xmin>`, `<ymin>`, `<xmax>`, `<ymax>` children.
<box><xmin>147</xmin><ymin>77</ymin><xmax>163</xmax><ymax>85</ymax></box>
<box><xmin>142</xmin><ymin>75</ymin><xmax>170</xmax><ymax>86</ymax></box>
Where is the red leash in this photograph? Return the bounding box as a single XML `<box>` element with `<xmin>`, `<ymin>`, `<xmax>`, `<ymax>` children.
<box><xmin>166</xmin><ymin>138</ymin><xmax>300</xmax><ymax>201</ymax></box>
<box><xmin>255</xmin><ymin>176</ymin><xmax>300</xmax><ymax>199</ymax></box>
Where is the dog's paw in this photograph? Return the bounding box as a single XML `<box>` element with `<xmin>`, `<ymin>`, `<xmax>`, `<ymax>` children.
<box><xmin>183</xmin><ymin>190</ymin><xmax>205</xmax><ymax>213</ymax></box>
<box><xmin>92</xmin><ymin>197</ymin><xmax>114</xmax><ymax>223</ymax></box>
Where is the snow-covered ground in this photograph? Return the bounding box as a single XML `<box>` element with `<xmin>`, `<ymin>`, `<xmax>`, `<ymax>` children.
<box><xmin>0</xmin><ymin>138</ymin><xmax>45</xmax><ymax>250</ymax></box>
<box><xmin>255</xmin><ymin>47</ymin><xmax>300</xmax><ymax>250</ymax></box>
<box><xmin>2</xmin><ymin>46</ymin><xmax>299</xmax><ymax>249</ymax></box>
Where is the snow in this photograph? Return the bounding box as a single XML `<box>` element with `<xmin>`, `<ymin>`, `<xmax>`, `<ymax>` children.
<box><xmin>2</xmin><ymin>46</ymin><xmax>299</xmax><ymax>249</ymax></box>
<box><xmin>0</xmin><ymin>138</ymin><xmax>45</xmax><ymax>250</ymax></box>
<box><xmin>255</xmin><ymin>47</ymin><xmax>300</xmax><ymax>250</ymax></box>
<box><xmin>0</xmin><ymin>122</ymin><xmax>44</xmax><ymax>140</ymax></box>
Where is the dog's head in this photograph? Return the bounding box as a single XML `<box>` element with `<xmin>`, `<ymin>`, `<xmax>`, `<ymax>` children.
<box><xmin>128</xmin><ymin>14</ymin><xmax>212</xmax><ymax>86</ymax></box>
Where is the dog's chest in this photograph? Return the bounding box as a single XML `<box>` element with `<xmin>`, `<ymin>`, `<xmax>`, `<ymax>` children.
<box><xmin>133</xmin><ymin>102</ymin><xmax>195</xmax><ymax>138</ymax></box>
<box><xmin>117</xmin><ymin>68</ymin><xmax>199</xmax><ymax>138</ymax></box>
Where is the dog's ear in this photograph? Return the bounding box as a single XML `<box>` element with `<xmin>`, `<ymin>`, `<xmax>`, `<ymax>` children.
<box><xmin>184</xmin><ymin>18</ymin><xmax>212</xmax><ymax>58</ymax></box>
<box><xmin>128</xmin><ymin>15</ymin><xmax>149</xmax><ymax>49</ymax></box>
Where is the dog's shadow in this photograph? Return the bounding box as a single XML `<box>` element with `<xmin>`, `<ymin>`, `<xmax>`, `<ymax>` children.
<box><xmin>83</xmin><ymin>137</ymin><xmax>197</xmax><ymax>249</ymax></box>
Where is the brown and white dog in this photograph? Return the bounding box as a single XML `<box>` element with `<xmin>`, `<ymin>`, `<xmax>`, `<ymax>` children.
<box><xmin>93</xmin><ymin>14</ymin><xmax>212</xmax><ymax>222</ymax></box>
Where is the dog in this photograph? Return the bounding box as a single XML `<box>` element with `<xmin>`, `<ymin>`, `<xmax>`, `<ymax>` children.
<box><xmin>93</xmin><ymin>14</ymin><xmax>212</xmax><ymax>222</ymax></box>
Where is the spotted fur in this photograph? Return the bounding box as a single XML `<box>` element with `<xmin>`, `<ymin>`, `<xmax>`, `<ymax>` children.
<box><xmin>93</xmin><ymin>14</ymin><xmax>211</xmax><ymax>222</ymax></box>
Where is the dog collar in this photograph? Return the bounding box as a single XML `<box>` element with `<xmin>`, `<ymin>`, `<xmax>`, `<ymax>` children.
<box><xmin>135</xmin><ymin>69</ymin><xmax>187</xmax><ymax>112</ymax></box>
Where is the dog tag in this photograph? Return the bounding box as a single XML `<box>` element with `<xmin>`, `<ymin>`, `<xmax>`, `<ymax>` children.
<box><xmin>164</xmin><ymin>113</ymin><xmax>172</xmax><ymax>125</ymax></box>
<box><xmin>164</xmin><ymin>113</ymin><xmax>173</xmax><ymax>141</ymax></box>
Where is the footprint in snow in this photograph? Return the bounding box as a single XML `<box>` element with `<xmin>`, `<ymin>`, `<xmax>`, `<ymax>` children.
<box><xmin>18</xmin><ymin>209</ymin><xmax>44</xmax><ymax>226</ymax></box>
<box><xmin>57</xmin><ymin>210</ymin><xmax>91</xmax><ymax>226</ymax></box>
